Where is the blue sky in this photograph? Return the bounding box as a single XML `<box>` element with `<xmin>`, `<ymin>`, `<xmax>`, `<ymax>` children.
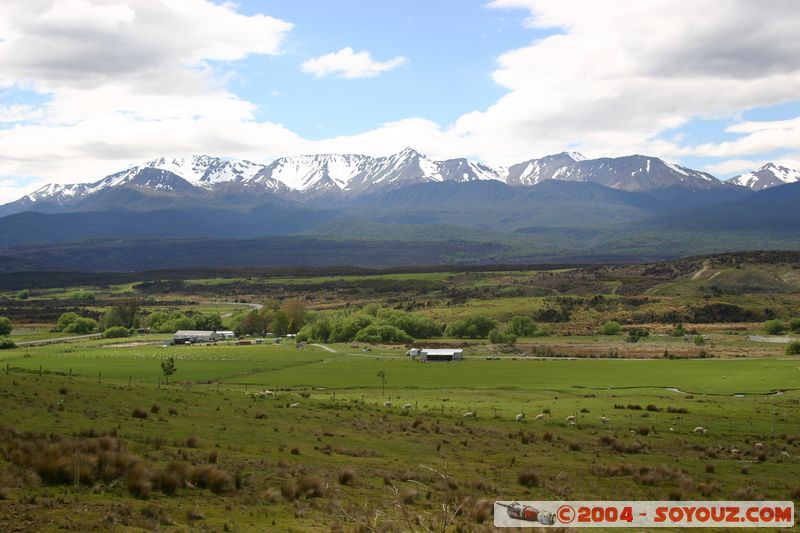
<box><xmin>1</xmin><ymin>0</ymin><xmax>800</xmax><ymax>202</ymax></box>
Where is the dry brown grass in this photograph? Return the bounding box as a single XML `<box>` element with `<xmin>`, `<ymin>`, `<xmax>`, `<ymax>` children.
<box><xmin>517</xmin><ymin>469</ymin><xmax>539</xmax><ymax>488</ymax></box>
<box><xmin>337</xmin><ymin>468</ymin><xmax>356</xmax><ymax>486</ymax></box>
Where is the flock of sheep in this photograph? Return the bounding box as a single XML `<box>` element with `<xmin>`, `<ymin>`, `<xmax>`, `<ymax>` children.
<box><xmin>247</xmin><ymin>390</ymin><xmax>794</xmax><ymax>442</ymax></box>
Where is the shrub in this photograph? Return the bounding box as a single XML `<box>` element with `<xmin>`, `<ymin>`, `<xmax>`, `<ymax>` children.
<box><xmin>508</xmin><ymin>315</ymin><xmax>537</xmax><ymax>337</ymax></box>
<box><xmin>625</xmin><ymin>328</ymin><xmax>649</xmax><ymax>343</ymax></box>
<box><xmin>488</xmin><ymin>328</ymin><xmax>517</xmax><ymax>344</ymax></box>
<box><xmin>786</xmin><ymin>341</ymin><xmax>800</xmax><ymax>356</ymax></box>
<box><xmin>517</xmin><ymin>469</ymin><xmax>539</xmax><ymax>488</ymax></box>
<box><xmin>600</xmin><ymin>321</ymin><xmax>621</xmax><ymax>335</ymax></box>
<box><xmin>16</xmin><ymin>290</ymin><xmax>29</xmax><ymax>300</ymax></box>
<box><xmin>790</xmin><ymin>318</ymin><xmax>800</xmax><ymax>333</ymax></box>
<box><xmin>693</xmin><ymin>335</ymin><xmax>705</xmax><ymax>346</ymax></box>
<box><xmin>65</xmin><ymin>317</ymin><xmax>98</xmax><ymax>334</ymax></box>
<box><xmin>445</xmin><ymin>315</ymin><xmax>498</xmax><ymax>339</ymax></box>
<box><xmin>765</xmin><ymin>320</ymin><xmax>786</xmax><ymax>335</ymax></box>
<box><xmin>104</xmin><ymin>326</ymin><xmax>130</xmax><ymax>339</ymax></box>
<box><xmin>0</xmin><ymin>338</ymin><xmax>16</xmax><ymax>350</ymax></box>
<box><xmin>0</xmin><ymin>316</ymin><xmax>13</xmax><ymax>336</ymax></box>
<box><xmin>338</xmin><ymin>468</ymin><xmax>356</xmax><ymax>485</ymax></box>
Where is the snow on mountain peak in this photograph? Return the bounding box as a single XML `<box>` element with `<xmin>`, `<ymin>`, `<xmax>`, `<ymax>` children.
<box><xmin>727</xmin><ymin>162</ymin><xmax>800</xmax><ymax>190</ymax></box>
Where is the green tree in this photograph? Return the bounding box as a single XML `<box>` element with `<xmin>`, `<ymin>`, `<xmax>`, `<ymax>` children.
<box><xmin>16</xmin><ymin>290</ymin><xmax>29</xmax><ymax>300</ymax></box>
<box><xmin>354</xmin><ymin>324</ymin><xmax>413</xmax><ymax>344</ymax></box>
<box><xmin>765</xmin><ymin>320</ymin><xmax>786</xmax><ymax>335</ymax></box>
<box><xmin>103</xmin><ymin>300</ymin><xmax>140</xmax><ymax>329</ymax></box>
<box><xmin>789</xmin><ymin>318</ymin><xmax>800</xmax><ymax>333</ymax></box>
<box><xmin>625</xmin><ymin>327</ymin><xmax>649</xmax><ymax>343</ymax></box>
<box><xmin>0</xmin><ymin>316</ymin><xmax>12</xmax><ymax>336</ymax></box>
<box><xmin>56</xmin><ymin>312</ymin><xmax>80</xmax><ymax>332</ymax></box>
<box><xmin>161</xmin><ymin>357</ymin><xmax>177</xmax><ymax>384</ymax></box>
<box><xmin>600</xmin><ymin>321</ymin><xmax>621</xmax><ymax>335</ymax></box>
<box><xmin>281</xmin><ymin>299</ymin><xmax>306</xmax><ymax>333</ymax></box>
<box><xmin>488</xmin><ymin>328</ymin><xmax>517</xmax><ymax>344</ymax></box>
<box><xmin>786</xmin><ymin>341</ymin><xmax>800</xmax><ymax>355</ymax></box>
<box><xmin>508</xmin><ymin>315</ymin><xmax>536</xmax><ymax>337</ymax></box>
<box><xmin>104</xmin><ymin>326</ymin><xmax>130</xmax><ymax>339</ymax></box>
<box><xmin>65</xmin><ymin>317</ymin><xmax>98</xmax><ymax>334</ymax></box>
<box><xmin>194</xmin><ymin>312</ymin><xmax>223</xmax><ymax>331</ymax></box>
<box><xmin>272</xmin><ymin>310</ymin><xmax>290</xmax><ymax>337</ymax></box>
<box><xmin>444</xmin><ymin>315</ymin><xmax>497</xmax><ymax>339</ymax></box>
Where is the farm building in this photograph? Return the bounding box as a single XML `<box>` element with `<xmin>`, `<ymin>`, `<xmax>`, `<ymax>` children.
<box><xmin>217</xmin><ymin>330</ymin><xmax>236</xmax><ymax>339</ymax></box>
<box><xmin>419</xmin><ymin>349</ymin><xmax>463</xmax><ymax>362</ymax></box>
<box><xmin>173</xmin><ymin>330</ymin><xmax>216</xmax><ymax>344</ymax></box>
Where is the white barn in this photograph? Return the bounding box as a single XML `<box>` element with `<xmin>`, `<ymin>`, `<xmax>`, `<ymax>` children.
<box><xmin>419</xmin><ymin>349</ymin><xmax>463</xmax><ymax>362</ymax></box>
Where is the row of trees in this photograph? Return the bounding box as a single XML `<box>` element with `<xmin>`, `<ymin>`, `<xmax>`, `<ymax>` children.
<box><xmin>232</xmin><ymin>299</ymin><xmax>307</xmax><ymax>337</ymax></box>
<box><xmin>296</xmin><ymin>306</ymin><xmax>442</xmax><ymax>344</ymax></box>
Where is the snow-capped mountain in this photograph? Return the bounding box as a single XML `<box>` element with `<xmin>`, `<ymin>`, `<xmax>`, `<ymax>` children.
<box><xmin>726</xmin><ymin>163</ymin><xmax>800</xmax><ymax>191</ymax></box>
<box><xmin>1</xmin><ymin>148</ymin><xmax>737</xmax><ymax>216</ymax></box>
<box><xmin>507</xmin><ymin>153</ymin><xmax>722</xmax><ymax>191</ymax></box>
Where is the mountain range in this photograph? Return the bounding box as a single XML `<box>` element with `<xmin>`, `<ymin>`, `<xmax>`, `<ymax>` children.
<box><xmin>6</xmin><ymin>148</ymin><xmax>797</xmax><ymax>217</ymax></box>
<box><xmin>0</xmin><ymin>149</ymin><xmax>798</xmax><ymax>271</ymax></box>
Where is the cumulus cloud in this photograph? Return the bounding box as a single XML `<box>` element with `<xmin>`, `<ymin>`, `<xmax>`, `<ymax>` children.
<box><xmin>2</xmin><ymin>0</ymin><xmax>800</xmax><ymax>203</ymax></box>
<box><xmin>301</xmin><ymin>47</ymin><xmax>407</xmax><ymax>79</ymax></box>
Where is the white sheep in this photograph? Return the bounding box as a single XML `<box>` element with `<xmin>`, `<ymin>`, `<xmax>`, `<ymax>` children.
<box><xmin>262</xmin><ymin>390</ymin><xmax>274</xmax><ymax>397</ymax></box>
<box><xmin>565</xmin><ymin>415</ymin><xmax>576</xmax><ymax>424</ymax></box>
<box><xmin>402</xmin><ymin>403</ymin><xmax>413</xmax><ymax>410</ymax></box>
<box><xmin>463</xmin><ymin>411</ymin><xmax>476</xmax><ymax>418</ymax></box>
<box><xmin>289</xmin><ymin>402</ymin><xmax>300</xmax><ymax>408</ymax></box>
<box><xmin>534</xmin><ymin>413</ymin><xmax>545</xmax><ymax>421</ymax></box>
<box><xmin>693</xmin><ymin>426</ymin><xmax>707</xmax><ymax>434</ymax></box>
<box><xmin>599</xmin><ymin>416</ymin><xmax>610</xmax><ymax>424</ymax></box>
<box><xmin>383</xmin><ymin>401</ymin><xmax>392</xmax><ymax>408</ymax></box>
<box><xmin>669</xmin><ymin>427</ymin><xmax>674</xmax><ymax>432</ymax></box>
<box><xmin>515</xmin><ymin>413</ymin><xmax>525</xmax><ymax>422</ymax></box>
<box><xmin>730</xmin><ymin>448</ymin><xmax>741</xmax><ymax>454</ymax></box>
<box><xmin>754</xmin><ymin>442</ymin><xmax>764</xmax><ymax>450</ymax></box>
<box><xmin>780</xmin><ymin>451</ymin><xmax>791</xmax><ymax>458</ymax></box>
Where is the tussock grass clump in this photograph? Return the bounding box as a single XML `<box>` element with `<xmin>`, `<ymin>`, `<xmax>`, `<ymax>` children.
<box><xmin>790</xmin><ymin>487</ymin><xmax>800</xmax><ymax>501</ymax></box>
<box><xmin>591</xmin><ymin>464</ymin><xmax>634</xmax><ymax>477</ymax></box>
<box><xmin>150</xmin><ymin>404</ymin><xmax>160</xmax><ymax>414</ymax></box>
<box><xmin>667</xmin><ymin>406</ymin><xmax>689</xmax><ymax>414</ymax></box>
<box><xmin>400</xmin><ymin>488</ymin><xmax>418</xmax><ymax>504</ymax></box>
<box><xmin>637</xmin><ymin>426</ymin><xmax>650</xmax><ymax>436</ymax></box>
<box><xmin>297</xmin><ymin>475</ymin><xmax>325</xmax><ymax>498</ymax></box>
<box><xmin>131</xmin><ymin>408</ymin><xmax>148</xmax><ymax>419</ymax></box>
<box><xmin>280</xmin><ymin>478</ymin><xmax>300</xmax><ymax>500</ymax></box>
<box><xmin>543</xmin><ymin>431</ymin><xmax>553</xmax><ymax>442</ymax></box>
<box><xmin>599</xmin><ymin>435</ymin><xmax>645</xmax><ymax>454</ymax></box>
<box><xmin>208</xmin><ymin>450</ymin><xmax>218</xmax><ymax>464</ymax></box>
<box><xmin>338</xmin><ymin>468</ymin><xmax>356</xmax><ymax>485</ymax></box>
<box><xmin>168</xmin><ymin>407</ymin><xmax>178</xmax><ymax>416</ymax></box>
<box><xmin>471</xmin><ymin>499</ymin><xmax>493</xmax><ymax>524</ymax></box>
<box><xmin>567</xmin><ymin>441</ymin><xmax>582</xmax><ymax>451</ymax></box>
<box><xmin>189</xmin><ymin>464</ymin><xmax>232</xmax><ymax>494</ymax></box>
<box><xmin>185</xmin><ymin>435</ymin><xmax>199</xmax><ymax>448</ymax></box>
<box><xmin>733</xmin><ymin>486</ymin><xmax>763</xmax><ymax>500</ymax></box>
<box><xmin>6</xmin><ymin>433</ymin><xmax>137</xmax><ymax>487</ymax></box>
<box><xmin>126</xmin><ymin>463</ymin><xmax>152</xmax><ymax>499</ymax></box>
<box><xmin>697</xmin><ymin>482</ymin><xmax>717</xmax><ymax>496</ymax></box>
<box><xmin>646</xmin><ymin>404</ymin><xmax>662</xmax><ymax>412</ymax></box>
<box><xmin>254</xmin><ymin>412</ymin><xmax>266</xmax><ymax>419</ymax></box>
<box><xmin>152</xmin><ymin>463</ymin><xmax>186</xmax><ymax>495</ymax></box>
<box><xmin>704</xmin><ymin>464</ymin><xmax>715</xmax><ymax>473</ymax></box>
<box><xmin>517</xmin><ymin>469</ymin><xmax>540</xmax><ymax>488</ymax></box>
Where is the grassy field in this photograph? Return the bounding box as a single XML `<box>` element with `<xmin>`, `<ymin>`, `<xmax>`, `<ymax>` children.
<box><xmin>2</xmin><ymin>255</ymin><xmax>800</xmax><ymax>530</ymax></box>
<box><xmin>1</xmin><ymin>341</ymin><xmax>800</xmax><ymax>531</ymax></box>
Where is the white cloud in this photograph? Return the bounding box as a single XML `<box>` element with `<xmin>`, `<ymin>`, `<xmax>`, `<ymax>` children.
<box><xmin>702</xmin><ymin>159</ymin><xmax>764</xmax><ymax>177</ymax></box>
<box><xmin>3</xmin><ymin>0</ymin><xmax>800</xmax><ymax>203</ymax></box>
<box><xmin>301</xmin><ymin>47</ymin><xmax>407</xmax><ymax>79</ymax></box>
